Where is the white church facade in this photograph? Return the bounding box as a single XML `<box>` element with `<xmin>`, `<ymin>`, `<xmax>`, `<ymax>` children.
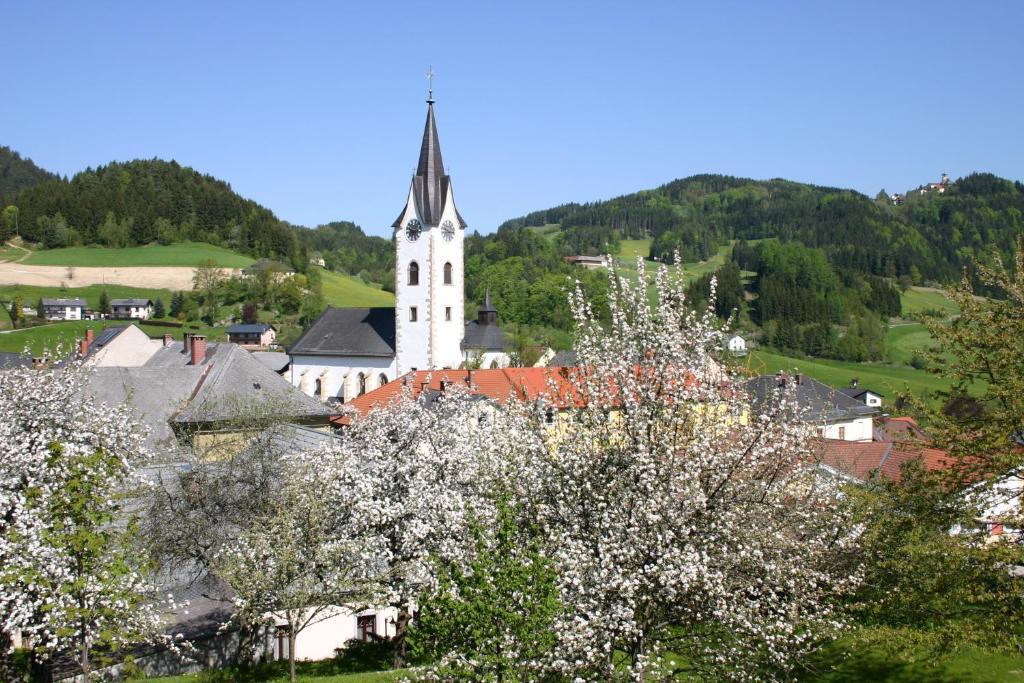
<box><xmin>289</xmin><ymin>91</ymin><xmax>505</xmax><ymax>402</ymax></box>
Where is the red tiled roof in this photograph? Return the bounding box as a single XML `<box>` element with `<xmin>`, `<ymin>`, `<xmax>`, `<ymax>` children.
<box><xmin>820</xmin><ymin>438</ymin><xmax>953</xmax><ymax>483</ymax></box>
<box><xmin>332</xmin><ymin>367</ymin><xmax>586</xmax><ymax>425</ymax></box>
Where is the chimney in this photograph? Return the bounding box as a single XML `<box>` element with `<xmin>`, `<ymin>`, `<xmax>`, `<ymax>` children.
<box><xmin>182</xmin><ymin>333</ymin><xmax>191</xmax><ymax>355</ymax></box>
<box><xmin>190</xmin><ymin>335</ymin><xmax>206</xmax><ymax>365</ymax></box>
<box><xmin>163</xmin><ymin>334</ymin><xmax>174</xmax><ymax>347</ymax></box>
<box><xmin>78</xmin><ymin>338</ymin><xmax>89</xmax><ymax>358</ymax></box>
<box><xmin>795</xmin><ymin>374</ymin><xmax>804</xmax><ymax>386</ymax></box>
<box><xmin>85</xmin><ymin>329</ymin><xmax>94</xmax><ymax>345</ymax></box>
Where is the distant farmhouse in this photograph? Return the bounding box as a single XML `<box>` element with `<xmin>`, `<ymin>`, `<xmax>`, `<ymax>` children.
<box><xmin>110</xmin><ymin>298</ymin><xmax>154</xmax><ymax>320</ymax></box>
<box><xmin>565</xmin><ymin>254</ymin><xmax>611</xmax><ymax>270</ymax></box>
<box><xmin>227</xmin><ymin>323</ymin><xmax>277</xmax><ymax>349</ymax></box>
<box><xmin>41</xmin><ymin>297</ymin><xmax>86</xmax><ymax>320</ymax></box>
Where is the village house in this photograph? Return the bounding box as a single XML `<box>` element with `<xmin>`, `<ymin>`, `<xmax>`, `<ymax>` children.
<box><xmin>227</xmin><ymin>322</ymin><xmax>277</xmax><ymax>349</ymax></box>
<box><xmin>84</xmin><ymin>332</ymin><xmax>334</xmax><ymax>459</ymax></box>
<box><xmin>79</xmin><ymin>325</ymin><xmax>165</xmax><ymax>367</ymax></box>
<box><xmin>41</xmin><ymin>297</ymin><xmax>86</xmax><ymax>320</ymax></box>
<box><xmin>839</xmin><ymin>380</ymin><xmax>883</xmax><ymax>408</ymax></box>
<box><xmin>726</xmin><ymin>334</ymin><xmax>747</xmax><ymax>355</ymax></box>
<box><xmin>745</xmin><ymin>373</ymin><xmax>878</xmax><ymax>442</ymax></box>
<box><xmin>110</xmin><ymin>298</ymin><xmax>154</xmax><ymax>320</ymax></box>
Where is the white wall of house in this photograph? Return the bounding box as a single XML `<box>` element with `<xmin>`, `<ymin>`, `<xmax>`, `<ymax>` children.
<box><xmin>463</xmin><ymin>349</ymin><xmax>511</xmax><ymax>369</ymax></box>
<box><xmin>45</xmin><ymin>305</ymin><xmax>83</xmax><ymax>320</ymax></box>
<box><xmin>112</xmin><ymin>305</ymin><xmax>152</xmax><ymax>320</ymax></box>
<box><xmin>87</xmin><ymin>325</ymin><xmax>163</xmax><ymax>367</ymax></box>
<box><xmin>821</xmin><ymin>417</ymin><xmax>873</xmax><ymax>442</ymax></box>
<box><xmin>267</xmin><ymin>605</ymin><xmax>401</xmax><ymax>662</ymax></box>
<box><xmin>727</xmin><ymin>335</ymin><xmax>747</xmax><ymax>354</ymax></box>
<box><xmin>862</xmin><ymin>392</ymin><xmax>882</xmax><ymax>408</ymax></box>
<box><xmin>290</xmin><ymin>355</ymin><xmax>397</xmax><ymax>402</ymax></box>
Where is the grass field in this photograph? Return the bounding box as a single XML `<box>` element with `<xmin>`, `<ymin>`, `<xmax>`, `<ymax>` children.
<box><xmin>0</xmin><ymin>319</ymin><xmax>223</xmax><ymax>355</ymax></box>
<box><xmin>618</xmin><ymin>238</ymin><xmax>652</xmax><ymax>261</ymax></box>
<box><xmin>887</xmin><ymin>322</ymin><xmax>939</xmax><ymax>366</ymax></box>
<box><xmin>317</xmin><ymin>268</ymin><xmax>395</xmax><ymax>307</ymax></box>
<box><xmin>748</xmin><ymin>349</ymin><xmax>953</xmax><ymax>400</ymax></box>
<box><xmin>900</xmin><ymin>286</ymin><xmax>959</xmax><ymax>317</ymax></box>
<box><xmin>21</xmin><ymin>242</ymin><xmax>255</xmax><ymax>268</ymax></box>
<box><xmin>0</xmin><ymin>244</ymin><xmax>27</xmax><ymax>262</ymax></box>
<box><xmin>0</xmin><ymin>283</ymin><xmax>175</xmax><ymax>311</ymax></box>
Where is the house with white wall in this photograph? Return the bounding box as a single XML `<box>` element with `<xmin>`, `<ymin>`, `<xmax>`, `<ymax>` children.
<box><xmin>110</xmin><ymin>298</ymin><xmax>154</xmax><ymax>320</ymax></box>
<box><xmin>745</xmin><ymin>373</ymin><xmax>878</xmax><ymax>442</ymax></box>
<box><xmin>41</xmin><ymin>297</ymin><xmax>86</xmax><ymax>320</ymax></box>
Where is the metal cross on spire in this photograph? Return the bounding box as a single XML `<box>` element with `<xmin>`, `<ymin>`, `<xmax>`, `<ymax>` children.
<box><xmin>426</xmin><ymin>65</ymin><xmax>435</xmax><ymax>103</ymax></box>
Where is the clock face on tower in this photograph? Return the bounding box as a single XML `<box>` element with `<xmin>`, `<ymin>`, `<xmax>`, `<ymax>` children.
<box><xmin>405</xmin><ymin>219</ymin><xmax>422</xmax><ymax>242</ymax></box>
<box><xmin>441</xmin><ymin>220</ymin><xmax>455</xmax><ymax>241</ymax></box>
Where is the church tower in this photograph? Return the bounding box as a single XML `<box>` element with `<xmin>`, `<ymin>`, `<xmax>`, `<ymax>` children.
<box><xmin>392</xmin><ymin>87</ymin><xmax>466</xmax><ymax>375</ymax></box>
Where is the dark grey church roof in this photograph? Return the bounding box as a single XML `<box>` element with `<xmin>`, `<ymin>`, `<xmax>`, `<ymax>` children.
<box><xmin>548</xmin><ymin>350</ymin><xmax>579</xmax><ymax>367</ymax></box>
<box><xmin>745</xmin><ymin>374</ymin><xmax>878</xmax><ymax>423</ymax></box>
<box><xmin>289</xmin><ymin>307</ymin><xmax>396</xmax><ymax>358</ymax></box>
<box><xmin>462</xmin><ymin>321</ymin><xmax>505</xmax><ymax>352</ymax></box>
<box><xmin>392</xmin><ymin>101</ymin><xmax>467</xmax><ymax>229</ymax></box>
<box><xmin>110</xmin><ymin>298</ymin><xmax>153</xmax><ymax>307</ymax></box>
<box><xmin>252</xmin><ymin>351</ymin><xmax>290</xmax><ymax>373</ymax></box>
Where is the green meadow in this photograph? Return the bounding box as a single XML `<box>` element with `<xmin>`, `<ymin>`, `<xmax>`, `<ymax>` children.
<box><xmin>21</xmin><ymin>242</ymin><xmax>255</xmax><ymax>268</ymax></box>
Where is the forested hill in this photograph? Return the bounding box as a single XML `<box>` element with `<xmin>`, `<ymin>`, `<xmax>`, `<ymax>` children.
<box><xmin>498</xmin><ymin>173</ymin><xmax>1024</xmax><ymax>284</ymax></box>
<box><xmin>0</xmin><ymin>146</ymin><xmax>59</xmax><ymax>198</ymax></box>
<box><xmin>0</xmin><ymin>157</ymin><xmax>306</xmax><ymax>268</ymax></box>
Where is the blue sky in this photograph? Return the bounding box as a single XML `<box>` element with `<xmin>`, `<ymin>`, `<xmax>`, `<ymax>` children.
<box><xmin>3</xmin><ymin>1</ymin><xmax>1022</xmax><ymax>237</ymax></box>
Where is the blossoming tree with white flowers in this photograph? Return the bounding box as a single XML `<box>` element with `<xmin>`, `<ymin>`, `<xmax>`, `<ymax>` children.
<box><xmin>503</xmin><ymin>258</ymin><xmax>862</xmax><ymax>681</ymax></box>
<box><xmin>0</xmin><ymin>360</ymin><xmax>166</xmax><ymax>677</ymax></box>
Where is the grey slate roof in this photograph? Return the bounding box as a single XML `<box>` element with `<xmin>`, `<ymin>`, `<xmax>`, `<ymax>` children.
<box><xmin>839</xmin><ymin>387</ymin><xmax>882</xmax><ymax>400</ymax></box>
<box><xmin>84</xmin><ymin>341</ymin><xmax>331</xmax><ymax>457</ymax></box>
<box><xmin>392</xmin><ymin>101</ymin><xmax>467</xmax><ymax>229</ymax></box>
<box><xmin>0</xmin><ymin>351</ymin><xmax>31</xmax><ymax>369</ymax></box>
<box><xmin>462</xmin><ymin>321</ymin><xmax>505</xmax><ymax>352</ymax></box>
<box><xmin>110</xmin><ymin>298</ymin><xmax>153</xmax><ymax>306</ymax></box>
<box><xmin>42</xmin><ymin>298</ymin><xmax>86</xmax><ymax>307</ymax></box>
<box><xmin>252</xmin><ymin>351</ymin><xmax>290</xmax><ymax>373</ymax></box>
<box><xmin>548</xmin><ymin>350</ymin><xmax>579</xmax><ymax>367</ymax></box>
<box><xmin>145</xmin><ymin>341</ymin><xmax>332</xmax><ymax>423</ymax></box>
<box><xmin>745</xmin><ymin>374</ymin><xmax>878</xmax><ymax>423</ymax></box>
<box><xmin>85</xmin><ymin>366</ymin><xmax>204</xmax><ymax>455</ymax></box>
<box><xmin>227</xmin><ymin>323</ymin><xmax>274</xmax><ymax>335</ymax></box>
<box><xmin>288</xmin><ymin>307</ymin><xmax>396</xmax><ymax>358</ymax></box>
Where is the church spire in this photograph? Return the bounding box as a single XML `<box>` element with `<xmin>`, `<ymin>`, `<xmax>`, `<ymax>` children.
<box><xmin>392</xmin><ymin>75</ymin><xmax>466</xmax><ymax>229</ymax></box>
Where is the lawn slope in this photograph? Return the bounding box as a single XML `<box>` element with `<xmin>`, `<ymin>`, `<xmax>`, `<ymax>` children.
<box><xmin>21</xmin><ymin>242</ymin><xmax>254</xmax><ymax>268</ymax></box>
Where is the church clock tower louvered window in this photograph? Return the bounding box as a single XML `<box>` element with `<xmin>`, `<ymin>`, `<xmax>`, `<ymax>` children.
<box><xmin>392</xmin><ymin>73</ymin><xmax>467</xmax><ymax>374</ymax></box>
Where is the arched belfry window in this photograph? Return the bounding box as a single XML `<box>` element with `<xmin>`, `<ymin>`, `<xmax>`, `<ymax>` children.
<box><xmin>443</xmin><ymin>262</ymin><xmax>453</xmax><ymax>285</ymax></box>
<box><xmin>378</xmin><ymin>373</ymin><xmax>388</xmax><ymax>388</ymax></box>
<box><xmin>408</xmin><ymin>261</ymin><xmax>419</xmax><ymax>286</ymax></box>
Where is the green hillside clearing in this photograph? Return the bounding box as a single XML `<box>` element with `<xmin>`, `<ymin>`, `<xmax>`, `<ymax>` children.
<box><xmin>900</xmin><ymin>286</ymin><xmax>959</xmax><ymax>317</ymax></box>
<box><xmin>21</xmin><ymin>242</ymin><xmax>255</xmax><ymax>268</ymax></box>
<box><xmin>317</xmin><ymin>268</ymin><xmax>395</xmax><ymax>307</ymax></box>
<box><xmin>748</xmin><ymin>349</ymin><xmax>953</xmax><ymax>400</ymax></box>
